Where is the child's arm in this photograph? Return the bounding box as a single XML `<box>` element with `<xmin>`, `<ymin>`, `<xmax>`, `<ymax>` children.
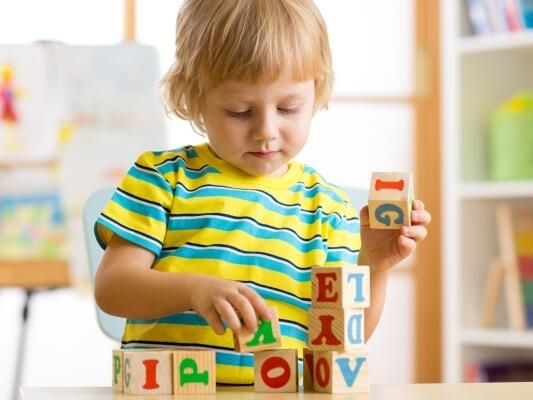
<box><xmin>358</xmin><ymin>199</ymin><xmax>431</xmax><ymax>341</ymax></box>
<box><xmin>94</xmin><ymin>234</ymin><xmax>272</xmax><ymax>335</ymax></box>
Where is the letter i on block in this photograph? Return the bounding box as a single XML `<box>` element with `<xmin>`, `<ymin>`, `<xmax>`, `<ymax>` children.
<box><xmin>173</xmin><ymin>350</ymin><xmax>216</xmax><ymax>395</ymax></box>
<box><xmin>123</xmin><ymin>350</ymin><xmax>173</xmax><ymax>395</ymax></box>
<box><xmin>313</xmin><ymin>350</ymin><xmax>369</xmax><ymax>394</ymax></box>
<box><xmin>112</xmin><ymin>349</ymin><xmax>123</xmax><ymax>391</ymax></box>
<box><xmin>234</xmin><ymin>306</ymin><xmax>282</xmax><ymax>352</ymax></box>
<box><xmin>254</xmin><ymin>349</ymin><xmax>298</xmax><ymax>392</ymax></box>
<box><xmin>312</xmin><ymin>266</ymin><xmax>370</xmax><ymax>309</ymax></box>
<box><xmin>369</xmin><ymin>172</ymin><xmax>414</xmax><ymax>229</ymax></box>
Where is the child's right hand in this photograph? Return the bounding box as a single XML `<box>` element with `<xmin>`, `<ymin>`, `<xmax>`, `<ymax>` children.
<box><xmin>188</xmin><ymin>275</ymin><xmax>272</xmax><ymax>336</ymax></box>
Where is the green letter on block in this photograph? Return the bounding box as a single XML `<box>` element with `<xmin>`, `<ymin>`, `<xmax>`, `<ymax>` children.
<box><xmin>179</xmin><ymin>358</ymin><xmax>209</xmax><ymax>386</ymax></box>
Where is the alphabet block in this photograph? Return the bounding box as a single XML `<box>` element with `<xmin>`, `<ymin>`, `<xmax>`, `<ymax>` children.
<box><xmin>173</xmin><ymin>349</ymin><xmax>216</xmax><ymax>395</ymax></box>
<box><xmin>123</xmin><ymin>349</ymin><xmax>173</xmax><ymax>395</ymax></box>
<box><xmin>303</xmin><ymin>347</ymin><xmax>314</xmax><ymax>391</ymax></box>
<box><xmin>308</xmin><ymin>308</ymin><xmax>364</xmax><ymax>352</ymax></box>
<box><xmin>234</xmin><ymin>306</ymin><xmax>282</xmax><ymax>353</ymax></box>
<box><xmin>112</xmin><ymin>349</ymin><xmax>123</xmax><ymax>391</ymax></box>
<box><xmin>254</xmin><ymin>349</ymin><xmax>298</xmax><ymax>392</ymax></box>
<box><xmin>369</xmin><ymin>172</ymin><xmax>414</xmax><ymax>229</ymax></box>
<box><xmin>312</xmin><ymin>266</ymin><xmax>370</xmax><ymax>309</ymax></box>
<box><xmin>313</xmin><ymin>350</ymin><xmax>369</xmax><ymax>393</ymax></box>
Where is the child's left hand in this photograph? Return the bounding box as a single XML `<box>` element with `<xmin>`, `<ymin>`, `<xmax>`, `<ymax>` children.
<box><xmin>358</xmin><ymin>200</ymin><xmax>431</xmax><ymax>272</ymax></box>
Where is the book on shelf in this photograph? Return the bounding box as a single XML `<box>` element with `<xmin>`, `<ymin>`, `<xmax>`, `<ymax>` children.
<box><xmin>514</xmin><ymin>209</ymin><xmax>533</xmax><ymax>327</ymax></box>
<box><xmin>466</xmin><ymin>0</ymin><xmax>533</xmax><ymax>34</ymax></box>
<box><xmin>465</xmin><ymin>361</ymin><xmax>533</xmax><ymax>382</ymax></box>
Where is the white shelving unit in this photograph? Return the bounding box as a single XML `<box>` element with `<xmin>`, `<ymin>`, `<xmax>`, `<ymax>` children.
<box><xmin>442</xmin><ymin>1</ymin><xmax>533</xmax><ymax>383</ymax></box>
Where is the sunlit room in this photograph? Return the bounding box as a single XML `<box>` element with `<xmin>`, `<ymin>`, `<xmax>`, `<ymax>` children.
<box><xmin>1</xmin><ymin>0</ymin><xmax>533</xmax><ymax>399</ymax></box>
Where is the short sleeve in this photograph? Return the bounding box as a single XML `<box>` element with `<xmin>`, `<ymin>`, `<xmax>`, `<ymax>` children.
<box><xmin>324</xmin><ymin>195</ymin><xmax>361</xmax><ymax>267</ymax></box>
<box><xmin>94</xmin><ymin>151</ymin><xmax>174</xmax><ymax>257</ymax></box>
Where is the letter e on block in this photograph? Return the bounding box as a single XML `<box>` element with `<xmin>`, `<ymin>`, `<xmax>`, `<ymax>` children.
<box><xmin>123</xmin><ymin>350</ymin><xmax>173</xmax><ymax>395</ymax></box>
<box><xmin>173</xmin><ymin>349</ymin><xmax>216</xmax><ymax>395</ymax></box>
<box><xmin>312</xmin><ymin>266</ymin><xmax>370</xmax><ymax>309</ymax></box>
<box><xmin>368</xmin><ymin>172</ymin><xmax>414</xmax><ymax>229</ymax></box>
<box><xmin>254</xmin><ymin>349</ymin><xmax>298</xmax><ymax>392</ymax></box>
<box><xmin>313</xmin><ymin>350</ymin><xmax>369</xmax><ymax>394</ymax></box>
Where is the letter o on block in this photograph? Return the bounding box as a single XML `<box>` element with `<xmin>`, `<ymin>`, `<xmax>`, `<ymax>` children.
<box><xmin>254</xmin><ymin>349</ymin><xmax>298</xmax><ymax>392</ymax></box>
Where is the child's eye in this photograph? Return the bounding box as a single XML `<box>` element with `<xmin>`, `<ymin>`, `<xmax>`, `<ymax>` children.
<box><xmin>226</xmin><ymin>110</ymin><xmax>251</xmax><ymax>119</ymax></box>
<box><xmin>278</xmin><ymin>107</ymin><xmax>299</xmax><ymax>115</ymax></box>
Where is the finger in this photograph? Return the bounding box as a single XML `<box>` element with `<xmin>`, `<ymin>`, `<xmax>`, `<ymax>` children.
<box><xmin>401</xmin><ymin>225</ymin><xmax>428</xmax><ymax>242</ymax></box>
<box><xmin>228</xmin><ymin>291</ymin><xmax>258</xmax><ymax>333</ymax></box>
<box><xmin>359</xmin><ymin>205</ymin><xmax>370</xmax><ymax>226</ymax></box>
<box><xmin>239</xmin><ymin>285</ymin><xmax>272</xmax><ymax>322</ymax></box>
<box><xmin>397</xmin><ymin>234</ymin><xmax>416</xmax><ymax>258</ymax></box>
<box><xmin>412</xmin><ymin>199</ymin><xmax>425</xmax><ymax>211</ymax></box>
<box><xmin>203</xmin><ymin>308</ymin><xmax>226</xmax><ymax>336</ymax></box>
<box><xmin>213</xmin><ymin>299</ymin><xmax>242</xmax><ymax>334</ymax></box>
<box><xmin>411</xmin><ymin>209</ymin><xmax>431</xmax><ymax>225</ymax></box>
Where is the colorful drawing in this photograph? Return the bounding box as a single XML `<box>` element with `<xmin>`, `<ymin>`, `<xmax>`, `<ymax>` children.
<box><xmin>0</xmin><ymin>64</ymin><xmax>23</xmax><ymax>151</ymax></box>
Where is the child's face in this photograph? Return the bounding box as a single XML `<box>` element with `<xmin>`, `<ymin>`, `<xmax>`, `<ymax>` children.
<box><xmin>202</xmin><ymin>67</ymin><xmax>315</xmax><ymax>177</ymax></box>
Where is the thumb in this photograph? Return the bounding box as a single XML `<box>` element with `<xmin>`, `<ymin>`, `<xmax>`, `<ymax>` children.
<box><xmin>359</xmin><ymin>205</ymin><xmax>370</xmax><ymax>226</ymax></box>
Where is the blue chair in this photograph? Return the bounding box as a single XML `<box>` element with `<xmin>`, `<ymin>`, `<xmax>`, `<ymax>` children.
<box><xmin>343</xmin><ymin>186</ymin><xmax>368</xmax><ymax>212</ymax></box>
<box><xmin>83</xmin><ymin>187</ymin><xmax>126</xmax><ymax>342</ymax></box>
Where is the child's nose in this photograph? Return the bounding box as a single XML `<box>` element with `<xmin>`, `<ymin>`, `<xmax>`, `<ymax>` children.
<box><xmin>251</xmin><ymin>112</ymin><xmax>278</xmax><ymax>141</ymax></box>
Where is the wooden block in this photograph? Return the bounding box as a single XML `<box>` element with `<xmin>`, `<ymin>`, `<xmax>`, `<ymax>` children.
<box><xmin>173</xmin><ymin>349</ymin><xmax>216</xmax><ymax>395</ymax></box>
<box><xmin>234</xmin><ymin>306</ymin><xmax>282</xmax><ymax>353</ymax></box>
<box><xmin>368</xmin><ymin>172</ymin><xmax>414</xmax><ymax>229</ymax></box>
<box><xmin>308</xmin><ymin>308</ymin><xmax>364</xmax><ymax>352</ymax></box>
<box><xmin>123</xmin><ymin>349</ymin><xmax>173</xmax><ymax>395</ymax></box>
<box><xmin>303</xmin><ymin>348</ymin><xmax>314</xmax><ymax>391</ymax></box>
<box><xmin>112</xmin><ymin>349</ymin><xmax>124</xmax><ymax>392</ymax></box>
<box><xmin>254</xmin><ymin>349</ymin><xmax>298</xmax><ymax>392</ymax></box>
<box><xmin>313</xmin><ymin>350</ymin><xmax>369</xmax><ymax>393</ymax></box>
<box><xmin>312</xmin><ymin>266</ymin><xmax>370</xmax><ymax>309</ymax></box>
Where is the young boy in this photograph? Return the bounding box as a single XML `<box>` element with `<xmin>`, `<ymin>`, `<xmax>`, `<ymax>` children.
<box><xmin>94</xmin><ymin>0</ymin><xmax>431</xmax><ymax>385</ymax></box>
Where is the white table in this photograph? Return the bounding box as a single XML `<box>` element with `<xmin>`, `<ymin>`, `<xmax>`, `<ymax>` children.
<box><xmin>19</xmin><ymin>382</ymin><xmax>533</xmax><ymax>399</ymax></box>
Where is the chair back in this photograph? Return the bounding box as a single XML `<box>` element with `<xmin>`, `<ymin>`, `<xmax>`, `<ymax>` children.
<box><xmin>82</xmin><ymin>188</ymin><xmax>126</xmax><ymax>342</ymax></box>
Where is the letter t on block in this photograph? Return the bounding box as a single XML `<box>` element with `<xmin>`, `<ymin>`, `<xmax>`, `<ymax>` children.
<box><xmin>368</xmin><ymin>172</ymin><xmax>414</xmax><ymax>229</ymax></box>
<box><xmin>312</xmin><ymin>266</ymin><xmax>370</xmax><ymax>309</ymax></box>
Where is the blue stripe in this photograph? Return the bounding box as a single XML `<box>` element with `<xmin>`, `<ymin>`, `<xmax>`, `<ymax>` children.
<box><xmin>96</xmin><ymin>215</ymin><xmax>162</xmax><ymax>255</ymax></box>
<box><xmin>326</xmin><ymin>249</ymin><xmax>358</xmax><ymax>264</ymax></box>
<box><xmin>216</xmin><ymin>351</ymin><xmax>254</xmax><ymax>367</ymax></box>
<box><xmin>280</xmin><ymin>323</ymin><xmax>308</xmax><ymax>342</ymax></box>
<box><xmin>289</xmin><ymin>182</ymin><xmax>346</xmax><ymax>204</ymax></box>
<box><xmin>111</xmin><ymin>191</ymin><xmax>168</xmax><ymax>223</ymax></box>
<box><xmin>161</xmin><ymin>244</ymin><xmax>310</xmax><ymax>282</ymax></box>
<box><xmin>129</xmin><ymin>164</ymin><xmax>173</xmax><ymax>193</ymax></box>
<box><xmin>167</xmin><ymin>215</ymin><xmax>326</xmax><ymax>254</ymax></box>
<box><xmin>157</xmin><ymin>157</ymin><xmax>220</xmax><ymax>179</ymax></box>
<box><xmin>174</xmin><ymin>183</ymin><xmax>345</xmax><ymax>227</ymax></box>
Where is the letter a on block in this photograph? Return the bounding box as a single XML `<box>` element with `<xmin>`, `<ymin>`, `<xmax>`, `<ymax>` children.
<box><xmin>122</xmin><ymin>350</ymin><xmax>173</xmax><ymax>395</ymax></box>
<box><xmin>308</xmin><ymin>309</ymin><xmax>364</xmax><ymax>352</ymax></box>
<box><xmin>173</xmin><ymin>350</ymin><xmax>216</xmax><ymax>395</ymax></box>
<box><xmin>368</xmin><ymin>172</ymin><xmax>413</xmax><ymax>229</ymax></box>
<box><xmin>313</xmin><ymin>350</ymin><xmax>370</xmax><ymax>394</ymax></box>
<box><xmin>234</xmin><ymin>306</ymin><xmax>282</xmax><ymax>352</ymax></box>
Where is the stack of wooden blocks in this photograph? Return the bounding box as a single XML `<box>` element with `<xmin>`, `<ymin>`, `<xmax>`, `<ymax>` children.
<box><xmin>303</xmin><ymin>265</ymin><xmax>371</xmax><ymax>393</ymax></box>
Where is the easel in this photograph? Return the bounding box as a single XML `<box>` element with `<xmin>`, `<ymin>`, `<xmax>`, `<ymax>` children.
<box><xmin>480</xmin><ymin>204</ymin><xmax>526</xmax><ymax>330</ymax></box>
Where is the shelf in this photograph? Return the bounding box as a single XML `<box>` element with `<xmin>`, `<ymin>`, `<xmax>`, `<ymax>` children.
<box><xmin>460</xmin><ymin>181</ymin><xmax>533</xmax><ymax>199</ymax></box>
<box><xmin>462</xmin><ymin>328</ymin><xmax>533</xmax><ymax>348</ymax></box>
<box><xmin>458</xmin><ymin>30</ymin><xmax>533</xmax><ymax>55</ymax></box>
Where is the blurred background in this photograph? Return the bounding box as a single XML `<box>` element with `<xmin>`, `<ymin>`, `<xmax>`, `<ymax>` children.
<box><xmin>2</xmin><ymin>0</ymin><xmax>533</xmax><ymax>399</ymax></box>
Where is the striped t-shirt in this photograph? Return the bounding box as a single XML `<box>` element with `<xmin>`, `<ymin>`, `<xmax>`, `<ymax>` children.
<box><xmin>95</xmin><ymin>142</ymin><xmax>360</xmax><ymax>385</ymax></box>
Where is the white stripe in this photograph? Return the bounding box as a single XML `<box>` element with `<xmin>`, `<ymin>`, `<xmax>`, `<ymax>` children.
<box><xmin>101</xmin><ymin>214</ymin><xmax>161</xmax><ymax>248</ymax></box>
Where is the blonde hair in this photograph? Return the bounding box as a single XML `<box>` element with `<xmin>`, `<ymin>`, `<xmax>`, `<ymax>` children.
<box><xmin>160</xmin><ymin>0</ymin><xmax>333</xmax><ymax>134</ymax></box>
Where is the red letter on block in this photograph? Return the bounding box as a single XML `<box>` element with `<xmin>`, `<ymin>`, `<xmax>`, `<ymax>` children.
<box><xmin>261</xmin><ymin>356</ymin><xmax>291</xmax><ymax>389</ymax></box>
<box><xmin>316</xmin><ymin>272</ymin><xmax>338</xmax><ymax>303</ymax></box>
<box><xmin>142</xmin><ymin>359</ymin><xmax>160</xmax><ymax>389</ymax></box>
<box><xmin>315</xmin><ymin>356</ymin><xmax>331</xmax><ymax>388</ymax></box>
<box><xmin>311</xmin><ymin>315</ymin><xmax>341</xmax><ymax>346</ymax></box>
